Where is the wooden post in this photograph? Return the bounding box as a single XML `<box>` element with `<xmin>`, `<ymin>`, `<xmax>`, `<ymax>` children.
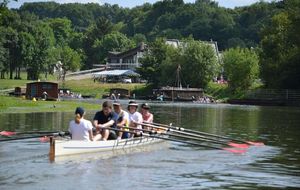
<box><xmin>49</xmin><ymin>136</ymin><xmax>55</xmax><ymax>162</ymax></box>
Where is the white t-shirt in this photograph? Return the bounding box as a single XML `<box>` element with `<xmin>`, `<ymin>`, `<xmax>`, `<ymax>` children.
<box><xmin>119</xmin><ymin>110</ymin><xmax>129</xmax><ymax>126</ymax></box>
<box><xmin>128</xmin><ymin>111</ymin><xmax>143</xmax><ymax>129</ymax></box>
<box><xmin>69</xmin><ymin>119</ymin><xmax>93</xmax><ymax>141</ymax></box>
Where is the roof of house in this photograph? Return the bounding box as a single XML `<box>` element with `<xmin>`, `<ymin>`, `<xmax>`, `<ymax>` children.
<box><xmin>93</xmin><ymin>69</ymin><xmax>140</xmax><ymax>77</ymax></box>
<box><xmin>107</xmin><ymin>43</ymin><xmax>146</xmax><ymax>59</ymax></box>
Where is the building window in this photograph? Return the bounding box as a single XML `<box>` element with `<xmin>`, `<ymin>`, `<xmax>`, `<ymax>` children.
<box><xmin>42</xmin><ymin>84</ymin><xmax>53</xmax><ymax>90</ymax></box>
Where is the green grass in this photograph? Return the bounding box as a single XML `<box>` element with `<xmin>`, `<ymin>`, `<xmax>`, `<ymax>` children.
<box><xmin>60</xmin><ymin>79</ymin><xmax>146</xmax><ymax>98</ymax></box>
<box><xmin>0</xmin><ymin>79</ymin><xmax>32</xmax><ymax>90</ymax></box>
<box><xmin>205</xmin><ymin>82</ymin><xmax>242</xmax><ymax>102</ymax></box>
<box><xmin>0</xmin><ymin>96</ymin><xmax>100</xmax><ymax>113</ymax></box>
<box><xmin>0</xmin><ymin>72</ymin><xmax>57</xmax><ymax>90</ymax></box>
<box><xmin>205</xmin><ymin>81</ymin><xmax>264</xmax><ymax>101</ymax></box>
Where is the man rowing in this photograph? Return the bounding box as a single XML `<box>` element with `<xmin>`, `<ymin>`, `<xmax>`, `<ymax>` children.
<box><xmin>113</xmin><ymin>100</ymin><xmax>130</xmax><ymax>140</ymax></box>
<box><xmin>69</xmin><ymin>107</ymin><xmax>93</xmax><ymax>141</ymax></box>
<box><xmin>93</xmin><ymin>101</ymin><xmax>118</xmax><ymax>141</ymax></box>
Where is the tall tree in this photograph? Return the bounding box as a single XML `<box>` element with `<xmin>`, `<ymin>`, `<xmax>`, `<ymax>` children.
<box><xmin>47</xmin><ymin>17</ymin><xmax>74</xmax><ymax>46</ymax></box>
<box><xmin>26</xmin><ymin>22</ymin><xmax>55</xmax><ymax>80</ymax></box>
<box><xmin>92</xmin><ymin>31</ymin><xmax>135</xmax><ymax>65</ymax></box>
<box><xmin>137</xmin><ymin>38</ymin><xmax>168</xmax><ymax>86</ymax></box>
<box><xmin>0</xmin><ymin>27</ymin><xmax>9</xmax><ymax>79</ymax></box>
<box><xmin>223</xmin><ymin>47</ymin><xmax>259</xmax><ymax>92</ymax></box>
<box><xmin>260</xmin><ymin>0</ymin><xmax>300</xmax><ymax>89</ymax></box>
<box><xmin>52</xmin><ymin>46</ymin><xmax>82</xmax><ymax>81</ymax></box>
<box><xmin>180</xmin><ymin>40</ymin><xmax>219</xmax><ymax>88</ymax></box>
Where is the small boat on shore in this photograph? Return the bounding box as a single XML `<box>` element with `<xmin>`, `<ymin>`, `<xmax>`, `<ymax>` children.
<box><xmin>49</xmin><ymin>135</ymin><xmax>165</xmax><ymax>161</ymax></box>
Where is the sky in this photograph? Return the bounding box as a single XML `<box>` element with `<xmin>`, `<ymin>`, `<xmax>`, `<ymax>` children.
<box><xmin>8</xmin><ymin>0</ymin><xmax>274</xmax><ymax>9</ymax></box>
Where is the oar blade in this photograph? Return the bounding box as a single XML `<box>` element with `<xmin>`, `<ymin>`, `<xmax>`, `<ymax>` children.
<box><xmin>223</xmin><ymin>148</ymin><xmax>247</xmax><ymax>154</ymax></box>
<box><xmin>39</xmin><ymin>136</ymin><xmax>50</xmax><ymax>143</ymax></box>
<box><xmin>0</xmin><ymin>131</ymin><xmax>17</xmax><ymax>136</ymax></box>
<box><xmin>246</xmin><ymin>141</ymin><xmax>265</xmax><ymax>146</ymax></box>
<box><xmin>228</xmin><ymin>142</ymin><xmax>249</xmax><ymax>149</ymax></box>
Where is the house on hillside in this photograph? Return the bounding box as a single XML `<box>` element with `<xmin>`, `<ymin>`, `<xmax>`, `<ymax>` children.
<box><xmin>166</xmin><ymin>39</ymin><xmax>221</xmax><ymax>64</ymax></box>
<box><xmin>106</xmin><ymin>43</ymin><xmax>147</xmax><ymax>70</ymax></box>
<box><xmin>106</xmin><ymin>39</ymin><xmax>221</xmax><ymax>71</ymax></box>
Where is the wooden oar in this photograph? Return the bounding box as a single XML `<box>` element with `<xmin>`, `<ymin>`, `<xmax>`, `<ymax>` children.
<box><xmin>0</xmin><ymin>131</ymin><xmax>69</xmax><ymax>142</ymax></box>
<box><xmin>0</xmin><ymin>130</ymin><xmax>59</xmax><ymax>137</ymax></box>
<box><xmin>139</xmin><ymin>122</ymin><xmax>249</xmax><ymax>149</ymax></box>
<box><xmin>144</xmin><ymin>121</ymin><xmax>264</xmax><ymax>146</ymax></box>
<box><xmin>103</xmin><ymin>127</ymin><xmax>246</xmax><ymax>154</ymax></box>
<box><xmin>128</xmin><ymin>124</ymin><xmax>248</xmax><ymax>149</ymax></box>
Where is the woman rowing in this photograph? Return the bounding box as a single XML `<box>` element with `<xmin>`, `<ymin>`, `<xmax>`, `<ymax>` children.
<box><xmin>69</xmin><ymin>107</ymin><xmax>93</xmax><ymax>141</ymax></box>
<box><xmin>141</xmin><ymin>103</ymin><xmax>154</xmax><ymax>131</ymax></box>
<box><xmin>141</xmin><ymin>103</ymin><xmax>153</xmax><ymax>123</ymax></box>
<box><xmin>113</xmin><ymin>100</ymin><xmax>130</xmax><ymax>140</ymax></box>
<box><xmin>128</xmin><ymin>101</ymin><xmax>143</xmax><ymax>137</ymax></box>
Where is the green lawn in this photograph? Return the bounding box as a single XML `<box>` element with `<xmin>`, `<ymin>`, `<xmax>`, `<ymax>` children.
<box><xmin>0</xmin><ymin>96</ymin><xmax>100</xmax><ymax>113</ymax></box>
<box><xmin>0</xmin><ymin>77</ymin><xmax>147</xmax><ymax>113</ymax></box>
<box><xmin>60</xmin><ymin>79</ymin><xmax>146</xmax><ymax>98</ymax></box>
<box><xmin>0</xmin><ymin>79</ymin><xmax>32</xmax><ymax>90</ymax></box>
<box><xmin>0</xmin><ymin>72</ymin><xmax>57</xmax><ymax>90</ymax></box>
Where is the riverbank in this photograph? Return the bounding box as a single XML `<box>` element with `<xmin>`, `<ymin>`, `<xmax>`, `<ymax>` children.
<box><xmin>0</xmin><ymin>96</ymin><xmax>101</xmax><ymax>113</ymax></box>
<box><xmin>0</xmin><ymin>78</ymin><xmax>147</xmax><ymax>98</ymax></box>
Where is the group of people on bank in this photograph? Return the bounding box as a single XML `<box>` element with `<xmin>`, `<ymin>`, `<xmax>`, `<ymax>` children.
<box><xmin>68</xmin><ymin>101</ymin><xmax>153</xmax><ymax>141</ymax></box>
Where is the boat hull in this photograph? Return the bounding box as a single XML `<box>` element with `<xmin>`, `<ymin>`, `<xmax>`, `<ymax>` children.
<box><xmin>53</xmin><ymin>136</ymin><xmax>164</xmax><ymax>157</ymax></box>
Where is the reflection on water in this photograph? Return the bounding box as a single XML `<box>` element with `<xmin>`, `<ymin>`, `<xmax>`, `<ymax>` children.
<box><xmin>0</xmin><ymin>103</ymin><xmax>300</xmax><ymax>189</ymax></box>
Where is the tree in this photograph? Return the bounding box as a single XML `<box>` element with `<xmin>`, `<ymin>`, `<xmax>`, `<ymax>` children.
<box><xmin>180</xmin><ymin>40</ymin><xmax>219</xmax><ymax>88</ymax></box>
<box><xmin>223</xmin><ymin>47</ymin><xmax>259</xmax><ymax>92</ymax></box>
<box><xmin>52</xmin><ymin>46</ymin><xmax>82</xmax><ymax>81</ymax></box>
<box><xmin>137</xmin><ymin>38</ymin><xmax>168</xmax><ymax>86</ymax></box>
<box><xmin>18</xmin><ymin>32</ymin><xmax>36</xmax><ymax>78</ymax></box>
<box><xmin>92</xmin><ymin>32</ymin><xmax>135</xmax><ymax>65</ymax></box>
<box><xmin>159</xmin><ymin>44</ymin><xmax>181</xmax><ymax>86</ymax></box>
<box><xmin>260</xmin><ymin>0</ymin><xmax>300</xmax><ymax>89</ymax></box>
<box><xmin>26</xmin><ymin>22</ymin><xmax>55</xmax><ymax>80</ymax></box>
<box><xmin>0</xmin><ymin>27</ymin><xmax>9</xmax><ymax>78</ymax></box>
<box><xmin>47</xmin><ymin>17</ymin><xmax>74</xmax><ymax>46</ymax></box>
<box><xmin>132</xmin><ymin>33</ymin><xmax>147</xmax><ymax>45</ymax></box>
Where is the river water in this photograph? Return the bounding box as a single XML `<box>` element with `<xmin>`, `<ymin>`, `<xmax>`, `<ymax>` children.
<box><xmin>0</xmin><ymin>102</ymin><xmax>299</xmax><ymax>190</ymax></box>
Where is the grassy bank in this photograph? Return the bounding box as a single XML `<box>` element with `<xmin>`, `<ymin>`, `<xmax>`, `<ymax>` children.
<box><xmin>60</xmin><ymin>79</ymin><xmax>147</xmax><ymax>98</ymax></box>
<box><xmin>205</xmin><ymin>82</ymin><xmax>244</xmax><ymax>102</ymax></box>
<box><xmin>0</xmin><ymin>96</ymin><xmax>100</xmax><ymax>113</ymax></box>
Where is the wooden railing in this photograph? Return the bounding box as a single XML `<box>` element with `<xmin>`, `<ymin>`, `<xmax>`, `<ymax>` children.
<box><xmin>246</xmin><ymin>89</ymin><xmax>300</xmax><ymax>101</ymax></box>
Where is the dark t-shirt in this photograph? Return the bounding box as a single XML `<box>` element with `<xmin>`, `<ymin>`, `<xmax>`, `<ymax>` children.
<box><xmin>93</xmin><ymin>111</ymin><xmax>118</xmax><ymax>128</ymax></box>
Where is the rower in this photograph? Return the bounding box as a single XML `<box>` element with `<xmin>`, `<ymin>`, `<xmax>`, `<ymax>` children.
<box><xmin>93</xmin><ymin>101</ymin><xmax>118</xmax><ymax>141</ymax></box>
<box><xmin>141</xmin><ymin>103</ymin><xmax>154</xmax><ymax>131</ymax></box>
<box><xmin>127</xmin><ymin>101</ymin><xmax>143</xmax><ymax>137</ymax></box>
<box><xmin>113</xmin><ymin>100</ymin><xmax>130</xmax><ymax>140</ymax></box>
<box><xmin>69</xmin><ymin>107</ymin><xmax>93</xmax><ymax>141</ymax></box>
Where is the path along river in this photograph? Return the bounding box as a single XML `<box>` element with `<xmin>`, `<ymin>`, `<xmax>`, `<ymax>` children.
<box><xmin>0</xmin><ymin>102</ymin><xmax>299</xmax><ymax>190</ymax></box>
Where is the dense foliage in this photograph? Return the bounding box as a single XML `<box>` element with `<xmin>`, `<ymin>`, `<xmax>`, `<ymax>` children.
<box><xmin>16</xmin><ymin>0</ymin><xmax>282</xmax><ymax>50</ymax></box>
<box><xmin>260</xmin><ymin>0</ymin><xmax>300</xmax><ymax>89</ymax></box>
<box><xmin>138</xmin><ymin>38</ymin><xmax>218</xmax><ymax>88</ymax></box>
<box><xmin>223</xmin><ymin>48</ymin><xmax>259</xmax><ymax>92</ymax></box>
<box><xmin>1</xmin><ymin>0</ymin><xmax>299</xmax><ymax>90</ymax></box>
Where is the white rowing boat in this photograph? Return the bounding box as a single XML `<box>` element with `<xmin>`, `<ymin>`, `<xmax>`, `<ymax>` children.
<box><xmin>49</xmin><ymin>135</ymin><xmax>165</xmax><ymax>161</ymax></box>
